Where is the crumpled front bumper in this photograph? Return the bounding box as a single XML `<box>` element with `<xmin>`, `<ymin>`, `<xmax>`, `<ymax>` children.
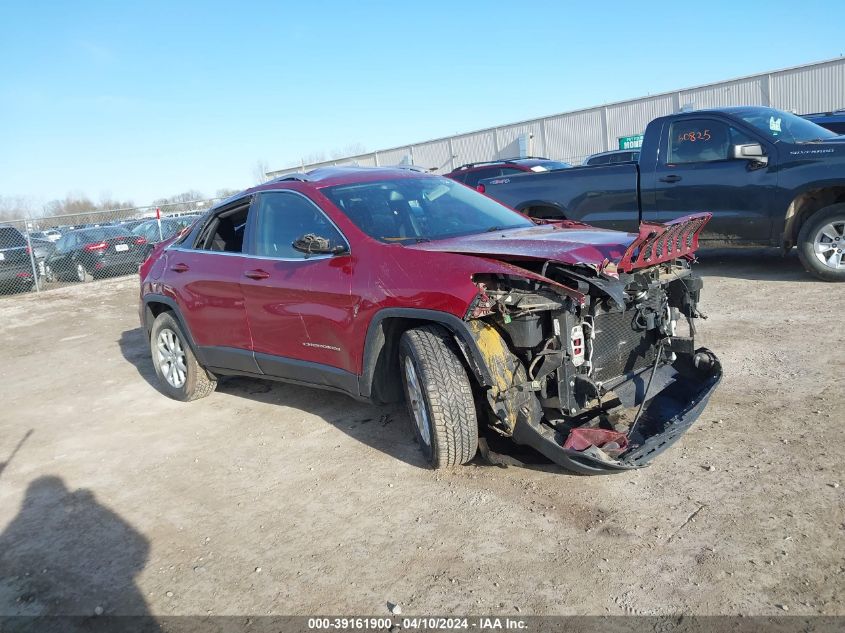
<box><xmin>512</xmin><ymin>348</ymin><xmax>722</xmax><ymax>475</ymax></box>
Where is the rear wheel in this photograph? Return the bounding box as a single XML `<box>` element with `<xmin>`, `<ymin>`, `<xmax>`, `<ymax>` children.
<box><xmin>150</xmin><ymin>312</ymin><xmax>217</xmax><ymax>401</ymax></box>
<box><xmin>76</xmin><ymin>262</ymin><xmax>93</xmax><ymax>282</ymax></box>
<box><xmin>797</xmin><ymin>204</ymin><xmax>845</xmax><ymax>281</ymax></box>
<box><xmin>399</xmin><ymin>325</ymin><xmax>478</xmax><ymax>468</ymax></box>
<box><xmin>525</xmin><ymin>205</ymin><xmax>565</xmax><ymax>220</ymax></box>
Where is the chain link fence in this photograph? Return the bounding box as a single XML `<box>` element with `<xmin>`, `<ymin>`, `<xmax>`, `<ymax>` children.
<box><xmin>0</xmin><ymin>199</ymin><xmax>219</xmax><ymax>296</ymax></box>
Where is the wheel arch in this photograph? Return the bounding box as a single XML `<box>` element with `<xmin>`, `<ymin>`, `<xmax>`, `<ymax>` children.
<box><xmin>515</xmin><ymin>200</ymin><xmax>568</xmax><ymax>220</ymax></box>
<box><xmin>358</xmin><ymin>309</ymin><xmax>495</xmax><ymax>403</ymax></box>
<box><xmin>142</xmin><ymin>294</ymin><xmax>206</xmax><ymax>365</ymax></box>
<box><xmin>782</xmin><ymin>185</ymin><xmax>845</xmax><ymax>249</ymax></box>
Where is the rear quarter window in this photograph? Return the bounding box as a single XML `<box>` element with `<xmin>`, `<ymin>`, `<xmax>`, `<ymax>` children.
<box><xmin>0</xmin><ymin>227</ymin><xmax>27</xmax><ymax>248</ymax></box>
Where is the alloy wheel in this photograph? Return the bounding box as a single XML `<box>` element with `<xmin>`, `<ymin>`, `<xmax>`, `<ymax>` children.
<box><xmin>813</xmin><ymin>220</ymin><xmax>845</xmax><ymax>269</ymax></box>
<box><xmin>404</xmin><ymin>356</ymin><xmax>431</xmax><ymax>446</ymax></box>
<box><xmin>156</xmin><ymin>328</ymin><xmax>188</xmax><ymax>388</ymax></box>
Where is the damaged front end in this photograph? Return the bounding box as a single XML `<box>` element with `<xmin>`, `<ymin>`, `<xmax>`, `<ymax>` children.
<box><xmin>464</xmin><ymin>214</ymin><xmax>722</xmax><ymax>474</ymax></box>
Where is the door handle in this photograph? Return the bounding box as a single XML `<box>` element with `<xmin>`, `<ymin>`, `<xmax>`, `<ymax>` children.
<box><xmin>659</xmin><ymin>175</ymin><xmax>682</xmax><ymax>183</ymax></box>
<box><xmin>170</xmin><ymin>263</ymin><xmax>189</xmax><ymax>273</ymax></box>
<box><xmin>244</xmin><ymin>269</ymin><xmax>270</xmax><ymax>280</ymax></box>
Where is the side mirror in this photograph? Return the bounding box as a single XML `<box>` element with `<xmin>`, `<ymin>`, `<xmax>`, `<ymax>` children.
<box><xmin>732</xmin><ymin>143</ymin><xmax>768</xmax><ymax>166</ymax></box>
<box><xmin>292</xmin><ymin>233</ymin><xmax>348</xmax><ymax>257</ymax></box>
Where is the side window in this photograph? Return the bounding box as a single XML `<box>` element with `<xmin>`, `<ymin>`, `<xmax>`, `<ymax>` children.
<box><xmin>462</xmin><ymin>168</ymin><xmax>497</xmax><ymax>187</ymax></box>
<box><xmin>254</xmin><ymin>192</ymin><xmax>347</xmax><ymax>259</ymax></box>
<box><xmin>498</xmin><ymin>167</ymin><xmax>523</xmax><ymax>176</ymax></box>
<box><xmin>587</xmin><ymin>154</ymin><xmax>610</xmax><ymax>166</ymax></box>
<box><xmin>668</xmin><ymin>119</ymin><xmax>743</xmax><ymax>164</ymax></box>
<box><xmin>195</xmin><ymin>198</ymin><xmax>251</xmax><ymax>252</ymax></box>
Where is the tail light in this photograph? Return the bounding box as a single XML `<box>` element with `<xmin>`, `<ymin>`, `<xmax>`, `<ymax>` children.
<box><xmin>135</xmin><ymin>237</ymin><xmax>147</xmax><ymax>245</ymax></box>
<box><xmin>476</xmin><ymin>184</ymin><xmax>486</xmax><ymax>194</ymax></box>
<box><xmin>84</xmin><ymin>241</ymin><xmax>108</xmax><ymax>252</ymax></box>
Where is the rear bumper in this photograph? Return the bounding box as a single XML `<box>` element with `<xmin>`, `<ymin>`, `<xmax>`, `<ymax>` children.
<box><xmin>91</xmin><ymin>252</ymin><xmax>144</xmax><ymax>273</ymax></box>
<box><xmin>512</xmin><ymin>348</ymin><xmax>722</xmax><ymax>475</ymax></box>
<box><xmin>0</xmin><ymin>265</ymin><xmax>34</xmax><ymax>285</ymax></box>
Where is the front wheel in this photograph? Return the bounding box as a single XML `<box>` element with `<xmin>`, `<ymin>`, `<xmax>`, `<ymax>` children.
<box><xmin>797</xmin><ymin>204</ymin><xmax>845</xmax><ymax>281</ymax></box>
<box><xmin>399</xmin><ymin>325</ymin><xmax>479</xmax><ymax>468</ymax></box>
<box><xmin>150</xmin><ymin>312</ymin><xmax>217</xmax><ymax>401</ymax></box>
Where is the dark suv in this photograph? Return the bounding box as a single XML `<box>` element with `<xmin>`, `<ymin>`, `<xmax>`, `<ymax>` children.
<box><xmin>445</xmin><ymin>157</ymin><xmax>571</xmax><ymax>188</ymax></box>
<box><xmin>139</xmin><ymin>167</ymin><xmax>721</xmax><ymax>474</ymax></box>
<box><xmin>0</xmin><ymin>225</ymin><xmax>36</xmax><ymax>293</ymax></box>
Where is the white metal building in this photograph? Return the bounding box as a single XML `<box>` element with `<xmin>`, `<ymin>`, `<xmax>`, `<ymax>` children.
<box><xmin>267</xmin><ymin>57</ymin><xmax>845</xmax><ymax>177</ymax></box>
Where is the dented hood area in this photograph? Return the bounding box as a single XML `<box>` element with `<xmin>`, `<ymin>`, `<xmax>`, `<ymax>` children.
<box><xmin>406</xmin><ymin>223</ymin><xmax>636</xmax><ymax>267</ymax></box>
<box><xmin>407</xmin><ymin>213</ymin><xmax>712</xmax><ymax>274</ymax></box>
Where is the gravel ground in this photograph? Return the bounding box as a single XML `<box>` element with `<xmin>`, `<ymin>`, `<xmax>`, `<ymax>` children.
<box><xmin>0</xmin><ymin>248</ymin><xmax>842</xmax><ymax>618</ymax></box>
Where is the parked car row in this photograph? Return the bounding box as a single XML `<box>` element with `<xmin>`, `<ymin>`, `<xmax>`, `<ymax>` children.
<box><xmin>0</xmin><ymin>215</ymin><xmax>202</xmax><ymax>293</ymax></box>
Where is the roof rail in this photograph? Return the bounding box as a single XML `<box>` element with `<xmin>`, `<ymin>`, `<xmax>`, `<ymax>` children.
<box><xmin>454</xmin><ymin>156</ymin><xmax>551</xmax><ymax>170</ymax></box>
<box><xmin>389</xmin><ymin>164</ymin><xmax>435</xmax><ymax>172</ymax></box>
<box><xmin>268</xmin><ymin>172</ymin><xmax>311</xmax><ymax>183</ymax></box>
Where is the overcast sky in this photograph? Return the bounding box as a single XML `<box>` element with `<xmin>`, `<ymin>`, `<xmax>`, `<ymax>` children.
<box><xmin>1</xmin><ymin>0</ymin><xmax>843</xmax><ymax>207</ymax></box>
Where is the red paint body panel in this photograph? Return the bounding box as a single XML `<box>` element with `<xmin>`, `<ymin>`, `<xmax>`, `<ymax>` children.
<box><xmin>160</xmin><ymin>249</ymin><xmax>253</xmax><ymax>351</ymax></box>
<box><xmin>242</xmin><ymin>254</ymin><xmax>357</xmax><ymax>372</ymax></box>
<box><xmin>404</xmin><ymin>223</ymin><xmax>640</xmax><ymax>266</ymax></box>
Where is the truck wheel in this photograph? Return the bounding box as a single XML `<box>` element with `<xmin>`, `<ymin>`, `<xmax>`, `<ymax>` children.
<box><xmin>797</xmin><ymin>204</ymin><xmax>845</xmax><ymax>281</ymax></box>
<box><xmin>399</xmin><ymin>325</ymin><xmax>479</xmax><ymax>467</ymax></box>
<box><xmin>150</xmin><ymin>312</ymin><xmax>217</xmax><ymax>401</ymax></box>
<box><xmin>525</xmin><ymin>206</ymin><xmax>565</xmax><ymax>220</ymax></box>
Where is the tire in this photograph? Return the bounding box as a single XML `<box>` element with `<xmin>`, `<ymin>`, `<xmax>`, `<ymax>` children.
<box><xmin>399</xmin><ymin>325</ymin><xmax>479</xmax><ymax>468</ymax></box>
<box><xmin>150</xmin><ymin>311</ymin><xmax>217</xmax><ymax>401</ymax></box>
<box><xmin>525</xmin><ymin>206</ymin><xmax>565</xmax><ymax>220</ymax></box>
<box><xmin>797</xmin><ymin>204</ymin><xmax>845</xmax><ymax>282</ymax></box>
<box><xmin>75</xmin><ymin>262</ymin><xmax>93</xmax><ymax>282</ymax></box>
<box><xmin>44</xmin><ymin>264</ymin><xmax>57</xmax><ymax>283</ymax></box>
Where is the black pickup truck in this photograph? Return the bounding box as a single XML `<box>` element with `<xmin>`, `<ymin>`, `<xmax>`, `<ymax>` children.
<box><xmin>479</xmin><ymin>106</ymin><xmax>845</xmax><ymax>281</ymax></box>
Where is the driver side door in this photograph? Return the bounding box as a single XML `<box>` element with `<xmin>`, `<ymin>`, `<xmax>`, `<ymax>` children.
<box><xmin>240</xmin><ymin>190</ymin><xmax>358</xmax><ymax>386</ymax></box>
<box><xmin>645</xmin><ymin>116</ymin><xmax>777</xmax><ymax>242</ymax></box>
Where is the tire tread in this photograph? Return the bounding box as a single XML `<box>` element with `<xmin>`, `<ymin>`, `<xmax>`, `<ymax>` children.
<box><xmin>401</xmin><ymin>325</ymin><xmax>478</xmax><ymax>467</ymax></box>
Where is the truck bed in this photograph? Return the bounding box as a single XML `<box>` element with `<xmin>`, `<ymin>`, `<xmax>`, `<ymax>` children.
<box><xmin>479</xmin><ymin>163</ymin><xmax>641</xmax><ymax>233</ymax></box>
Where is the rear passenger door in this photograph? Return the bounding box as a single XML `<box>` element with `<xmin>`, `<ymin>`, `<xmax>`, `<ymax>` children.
<box><xmin>240</xmin><ymin>190</ymin><xmax>358</xmax><ymax>383</ymax></box>
<box><xmin>164</xmin><ymin>196</ymin><xmax>260</xmax><ymax>373</ymax></box>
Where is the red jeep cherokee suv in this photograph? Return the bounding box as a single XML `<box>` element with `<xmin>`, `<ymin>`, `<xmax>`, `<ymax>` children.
<box><xmin>139</xmin><ymin>166</ymin><xmax>721</xmax><ymax>474</ymax></box>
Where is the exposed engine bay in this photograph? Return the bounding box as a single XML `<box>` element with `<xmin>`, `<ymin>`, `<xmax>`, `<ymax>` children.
<box><xmin>464</xmin><ymin>257</ymin><xmax>722</xmax><ymax>474</ymax></box>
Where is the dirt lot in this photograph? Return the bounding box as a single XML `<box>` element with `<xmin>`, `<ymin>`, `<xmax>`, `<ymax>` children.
<box><xmin>0</xmin><ymin>249</ymin><xmax>843</xmax><ymax>618</ymax></box>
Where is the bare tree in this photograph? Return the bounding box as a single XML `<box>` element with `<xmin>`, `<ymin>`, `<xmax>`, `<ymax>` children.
<box><xmin>0</xmin><ymin>195</ymin><xmax>36</xmax><ymax>222</ymax></box>
<box><xmin>252</xmin><ymin>159</ymin><xmax>271</xmax><ymax>185</ymax></box>
<box><xmin>152</xmin><ymin>190</ymin><xmax>207</xmax><ymax>214</ymax></box>
<box><xmin>329</xmin><ymin>142</ymin><xmax>367</xmax><ymax>160</ymax></box>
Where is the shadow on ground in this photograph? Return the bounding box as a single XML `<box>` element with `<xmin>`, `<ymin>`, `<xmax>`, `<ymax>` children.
<box><xmin>118</xmin><ymin>327</ymin><xmax>430</xmax><ymax>470</ymax></box>
<box><xmin>694</xmin><ymin>247</ymin><xmax>813</xmax><ymax>282</ymax></box>
<box><xmin>0</xmin><ymin>475</ymin><xmax>151</xmax><ymax>623</ymax></box>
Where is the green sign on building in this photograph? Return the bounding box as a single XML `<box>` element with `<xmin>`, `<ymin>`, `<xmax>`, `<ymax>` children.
<box><xmin>618</xmin><ymin>134</ymin><xmax>644</xmax><ymax>150</ymax></box>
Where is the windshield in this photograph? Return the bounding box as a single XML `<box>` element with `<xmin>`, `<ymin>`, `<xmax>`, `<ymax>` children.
<box><xmin>322</xmin><ymin>177</ymin><xmax>534</xmax><ymax>243</ymax></box>
<box><xmin>735</xmin><ymin>107</ymin><xmax>838</xmax><ymax>143</ymax></box>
